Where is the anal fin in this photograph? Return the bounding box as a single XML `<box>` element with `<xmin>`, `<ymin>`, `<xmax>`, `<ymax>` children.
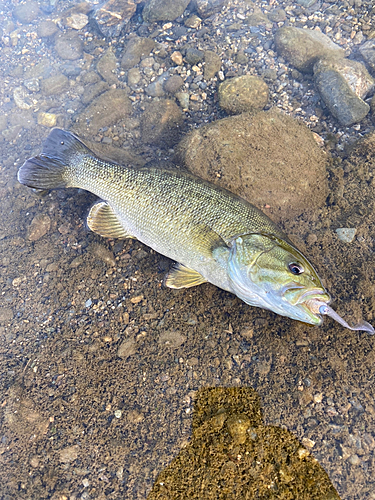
<box><xmin>87</xmin><ymin>201</ymin><xmax>134</xmax><ymax>240</ymax></box>
<box><xmin>165</xmin><ymin>263</ymin><xmax>207</xmax><ymax>289</ymax></box>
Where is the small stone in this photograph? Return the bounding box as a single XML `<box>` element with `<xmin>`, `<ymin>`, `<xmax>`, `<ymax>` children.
<box><xmin>97</xmin><ymin>48</ymin><xmax>118</xmax><ymax>85</ymax></box>
<box><xmin>184</xmin><ymin>15</ymin><xmax>201</xmax><ymax>28</ymax></box>
<box><xmin>335</xmin><ymin>228</ymin><xmax>356</xmax><ymax>243</ymax></box>
<box><xmin>158</xmin><ymin>330</ymin><xmax>186</xmax><ymax>349</ymax></box>
<box><xmin>142</xmin><ymin>0</ymin><xmax>190</xmax><ymax>22</ymax></box>
<box><xmin>117</xmin><ymin>338</ymin><xmax>136</xmax><ymax>359</ymax></box>
<box><xmin>114</xmin><ymin>410</ymin><xmax>122</xmax><ymax>418</ymax></box>
<box><xmin>37</xmin><ymin>20</ymin><xmax>59</xmax><ymax>38</ymax></box>
<box><xmin>127</xmin><ymin>68</ymin><xmax>141</xmax><ymax>86</ymax></box>
<box><xmin>163</xmin><ymin>75</ymin><xmax>184</xmax><ymax>94</ymax></box>
<box><xmin>85</xmin><ymin>299</ymin><xmax>92</xmax><ymax>308</ymax></box>
<box><xmin>66</xmin><ymin>13</ymin><xmax>89</xmax><ymax>30</ymax></box>
<box><xmin>204</xmin><ymin>50</ymin><xmax>221</xmax><ymax>80</ymax></box>
<box><xmin>120</xmin><ymin>37</ymin><xmax>156</xmax><ymax>70</ymax></box>
<box><xmin>41</xmin><ymin>74</ymin><xmax>69</xmax><ymax>96</ymax></box>
<box><xmin>359</xmin><ymin>40</ymin><xmax>375</xmax><ymax>71</ymax></box>
<box><xmin>175</xmin><ymin>92</ymin><xmax>189</xmax><ymax>109</ymax></box>
<box><xmin>30</xmin><ymin>457</ymin><xmax>39</xmax><ymax>468</ymax></box>
<box><xmin>27</xmin><ymin>214</ymin><xmax>51</xmax><ymax>241</ymax></box>
<box><xmin>54</xmin><ymin>32</ymin><xmax>84</xmax><ymax>61</ymax></box>
<box><xmin>218</xmin><ymin>75</ymin><xmax>269</xmax><ymax>115</ymax></box>
<box><xmin>13</xmin><ymin>87</ymin><xmax>33</xmax><ymax>110</ymax></box>
<box><xmin>194</xmin><ymin>0</ymin><xmax>226</xmax><ymax>18</ymax></box>
<box><xmin>171</xmin><ymin>51</ymin><xmax>183</xmax><ymax>66</ymax></box>
<box><xmin>314</xmin><ymin>393</ymin><xmax>323</xmax><ymax>403</ymax></box>
<box><xmin>185</xmin><ymin>48</ymin><xmax>204</xmax><ymax>66</ymax></box>
<box><xmin>59</xmin><ymin>445</ymin><xmax>79</xmax><ymax>464</ymax></box>
<box><xmin>302</xmin><ymin>437</ymin><xmax>315</xmax><ymax>448</ymax></box>
<box><xmin>0</xmin><ymin>308</ymin><xmax>14</xmax><ymax>322</ymax></box>
<box><xmin>297</xmin><ymin>448</ymin><xmax>310</xmax><ymax>459</ymax></box>
<box><xmin>82</xmin><ymin>478</ymin><xmax>90</xmax><ymax>488</ymax></box>
<box><xmin>93</xmin><ymin>0</ymin><xmax>136</xmax><ymax>38</ymax></box>
<box><xmin>348</xmin><ymin>454</ymin><xmax>361</xmax><ymax>466</ymax></box>
<box><xmin>24</xmin><ymin>78</ymin><xmax>39</xmax><ymax>92</ymax></box>
<box><xmin>267</xmin><ymin>8</ymin><xmax>286</xmax><ymax>23</ymax></box>
<box><xmin>13</xmin><ymin>2</ymin><xmax>39</xmax><ymax>24</ymax></box>
<box><xmin>226</xmin><ymin>413</ymin><xmax>250</xmax><ymax>444</ymax></box>
<box><xmin>91</xmin><ymin>244</ymin><xmax>116</xmax><ymax>266</ymax></box>
<box><xmin>130</xmin><ymin>295</ymin><xmax>143</xmax><ymax>304</ymax></box>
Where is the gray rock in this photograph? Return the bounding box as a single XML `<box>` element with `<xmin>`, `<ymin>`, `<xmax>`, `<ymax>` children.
<box><xmin>218</xmin><ymin>75</ymin><xmax>269</xmax><ymax>115</ymax></box>
<box><xmin>82</xmin><ymin>81</ymin><xmax>109</xmax><ymax>105</ymax></box>
<box><xmin>24</xmin><ymin>78</ymin><xmax>39</xmax><ymax>92</ymax></box>
<box><xmin>359</xmin><ymin>40</ymin><xmax>375</xmax><ymax>71</ymax></box>
<box><xmin>93</xmin><ymin>0</ymin><xmax>136</xmax><ymax>38</ymax></box>
<box><xmin>296</xmin><ymin>0</ymin><xmax>316</xmax><ymax>6</ymax></box>
<box><xmin>174</xmin><ymin>110</ymin><xmax>328</xmax><ymax>223</ymax></box>
<box><xmin>204</xmin><ymin>50</ymin><xmax>221</xmax><ymax>80</ymax></box>
<box><xmin>120</xmin><ymin>37</ymin><xmax>156</xmax><ymax>70</ymax></box>
<box><xmin>145</xmin><ymin>74</ymin><xmax>167</xmax><ymax>97</ymax></box>
<box><xmin>335</xmin><ymin>228</ymin><xmax>356</xmax><ymax>243</ymax></box>
<box><xmin>74</xmin><ymin>89</ymin><xmax>132</xmax><ymax>135</ymax></box>
<box><xmin>274</xmin><ymin>27</ymin><xmax>344</xmax><ymax>73</ymax></box>
<box><xmin>185</xmin><ymin>48</ymin><xmax>204</xmax><ymax>66</ymax></box>
<box><xmin>97</xmin><ymin>48</ymin><xmax>118</xmax><ymax>85</ymax></box>
<box><xmin>140</xmin><ymin>99</ymin><xmax>184</xmax><ymax>147</ymax></box>
<box><xmin>27</xmin><ymin>214</ymin><xmax>51</xmax><ymax>241</ymax></box>
<box><xmin>314</xmin><ymin>57</ymin><xmax>374</xmax><ymax>99</ymax></box>
<box><xmin>164</xmin><ymin>75</ymin><xmax>184</xmax><ymax>94</ymax></box>
<box><xmin>267</xmin><ymin>8</ymin><xmax>286</xmax><ymax>23</ymax></box>
<box><xmin>54</xmin><ymin>32</ymin><xmax>83</xmax><ymax>60</ymax></box>
<box><xmin>0</xmin><ymin>307</ymin><xmax>14</xmax><ymax>322</ymax></box>
<box><xmin>13</xmin><ymin>2</ymin><xmax>39</xmax><ymax>24</ymax></box>
<box><xmin>142</xmin><ymin>0</ymin><xmax>190</xmax><ymax>22</ymax></box>
<box><xmin>314</xmin><ymin>69</ymin><xmax>370</xmax><ymax>126</ymax></box>
<box><xmin>193</xmin><ymin>0</ymin><xmax>226</xmax><ymax>18</ymax></box>
<box><xmin>118</xmin><ymin>338</ymin><xmax>136</xmax><ymax>359</ymax></box>
<box><xmin>127</xmin><ymin>68</ymin><xmax>141</xmax><ymax>86</ymax></box>
<box><xmin>37</xmin><ymin>20</ymin><xmax>59</xmax><ymax>38</ymax></box>
<box><xmin>41</xmin><ymin>73</ymin><xmax>69</xmax><ymax>96</ymax></box>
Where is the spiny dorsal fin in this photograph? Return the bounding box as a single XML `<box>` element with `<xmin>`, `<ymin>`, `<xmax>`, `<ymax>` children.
<box><xmin>87</xmin><ymin>201</ymin><xmax>135</xmax><ymax>240</ymax></box>
<box><xmin>165</xmin><ymin>263</ymin><xmax>207</xmax><ymax>289</ymax></box>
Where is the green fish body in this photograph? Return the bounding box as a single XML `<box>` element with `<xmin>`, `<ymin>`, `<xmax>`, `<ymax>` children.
<box><xmin>18</xmin><ymin>129</ymin><xmax>374</xmax><ymax>333</ymax></box>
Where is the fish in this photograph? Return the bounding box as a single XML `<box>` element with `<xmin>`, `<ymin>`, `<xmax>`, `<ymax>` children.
<box><xmin>17</xmin><ymin>128</ymin><xmax>374</xmax><ymax>334</ymax></box>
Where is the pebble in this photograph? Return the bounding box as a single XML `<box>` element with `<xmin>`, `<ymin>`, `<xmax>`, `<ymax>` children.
<box><xmin>335</xmin><ymin>228</ymin><xmax>357</xmax><ymax>243</ymax></box>
<box><xmin>226</xmin><ymin>413</ymin><xmax>250</xmax><ymax>444</ymax></box>
<box><xmin>13</xmin><ymin>87</ymin><xmax>33</xmax><ymax>110</ymax></box>
<box><xmin>54</xmin><ymin>32</ymin><xmax>84</xmax><ymax>60</ymax></box>
<box><xmin>120</xmin><ymin>37</ymin><xmax>156</xmax><ymax>70</ymax></box>
<box><xmin>96</xmin><ymin>48</ymin><xmax>118</xmax><ymax>85</ymax></box>
<box><xmin>140</xmin><ymin>98</ymin><xmax>183</xmax><ymax>147</ymax></box>
<box><xmin>91</xmin><ymin>244</ymin><xmax>116</xmax><ymax>266</ymax></box>
<box><xmin>27</xmin><ymin>214</ymin><xmax>51</xmax><ymax>241</ymax></box>
<box><xmin>0</xmin><ymin>307</ymin><xmax>14</xmax><ymax>322</ymax></box>
<box><xmin>170</xmin><ymin>51</ymin><xmax>183</xmax><ymax>66</ymax></box>
<box><xmin>41</xmin><ymin>74</ymin><xmax>69</xmax><ymax>96</ymax></box>
<box><xmin>203</xmin><ymin>50</ymin><xmax>222</xmax><ymax>80</ymax></box>
<box><xmin>142</xmin><ymin>0</ymin><xmax>190</xmax><ymax>22</ymax></box>
<box><xmin>117</xmin><ymin>338</ymin><xmax>136</xmax><ymax>359</ymax></box>
<box><xmin>218</xmin><ymin>75</ymin><xmax>269</xmax><ymax>115</ymax></box>
<box><xmin>59</xmin><ymin>445</ymin><xmax>79</xmax><ymax>464</ymax></box>
<box><xmin>13</xmin><ymin>2</ymin><xmax>39</xmax><ymax>24</ymax></box>
<box><xmin>66</xmin><ymin>13</ymin><xmax>89</xmax><ymax>30</ymax></box>
<box><xmin>37</xmin><ymin>20</ymin><xmax>59</xmax><ymax>38</ymax></box>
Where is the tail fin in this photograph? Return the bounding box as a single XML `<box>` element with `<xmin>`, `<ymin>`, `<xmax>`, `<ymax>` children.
<box><xmin>18</xmin><ymin>128</ymin><xmax>93</xmax><ymax>190</ymax></box>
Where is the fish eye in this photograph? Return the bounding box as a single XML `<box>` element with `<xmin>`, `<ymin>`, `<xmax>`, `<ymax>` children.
<box><xmin>288</xmin><ymin>262</ymin><xmax>304</xmax><ymax>275</ymax></box>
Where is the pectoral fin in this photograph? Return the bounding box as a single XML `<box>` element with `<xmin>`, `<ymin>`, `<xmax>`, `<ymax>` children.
<box><xmin>165</xmin><ymin>263</ymin><xmax>207</xmax><ymax>289</ymax></box>
<box><xmin>87</xmin><ymin>201</ymin><xmax>135</xmax><ymax>240</ymax></box>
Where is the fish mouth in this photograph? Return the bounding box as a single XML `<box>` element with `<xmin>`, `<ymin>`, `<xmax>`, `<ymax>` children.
<box><xmin>282</xmin><ymin>285</ymin><xmax>331</xmax><ymax>325</ymax></box>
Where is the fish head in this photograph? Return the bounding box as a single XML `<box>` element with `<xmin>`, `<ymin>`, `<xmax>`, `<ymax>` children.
<box><xmin>227</xmin><ymin>233</ymin><xmax>330</xmax><ymax>325</ymax></box>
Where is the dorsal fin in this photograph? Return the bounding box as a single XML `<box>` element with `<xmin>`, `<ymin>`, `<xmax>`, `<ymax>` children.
<box><xmin>87</xmin><ymin>201</ymin><xmax>135</xmax><ymax>240</ymax></box>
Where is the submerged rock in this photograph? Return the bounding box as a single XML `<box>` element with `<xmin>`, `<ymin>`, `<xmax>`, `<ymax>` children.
<box><xmin>218</xmin><ymin>75</ymin><xmax>269</xmax><ymax>115</ymax></box>
<box><xmin>275</xmin><ymin>27</ymin><xmax>344</xmax><ymax>73</ymax></box>
<box><xmin>13</xmin><ymin>2</ymin><xmax>39</xmax><ymax>24</ymax></box>
<box><xmin>120</xmin><ymin>36</ymin><xmax>156</xmax><ymax>70</ymax></box>
<box><xmin>54</xmin><ymin>31</ymin><xmax>83</xmax><ymax>60</ymax></box>
<box><xmin>140</xmin><ymin>99</ymin><xmax>184</xmax><ymax>147</ymax></box>
<box><xmin>314</xmin><ymin>57</ymin><xmax>374</xmax><ymax>100</ymax></box>
<box><xmin>359</xmin><ymin>40</ymin><xmax>375</xmax><ymax>71</ymax></box>
<box><xmin>92</xmin><ymin>0</ymin><xmax>136</xmax><ymax>38</ymax></box>
<box><xmin>74</xmin><ymin>89</ymin><xmax>132</xmax><ymax>136</ymax></box>
<box><xmin>175</xmin><ymin>110</ymin><xmax>328</xmax><ymax>222</ymax></box>
<box><xmin>314</xmin><ymin>69</ymin><xmax>370</xmax><ymax>126</ymax></box>
<box><xmin>142</xmin><ymin>0</ymin><xmax>190</xmax><ymax>22</ymax></box>
<box><xmin>193</xmin><ymin>0</ymin><xmax>226</xmax><ymax>18</ymax></box>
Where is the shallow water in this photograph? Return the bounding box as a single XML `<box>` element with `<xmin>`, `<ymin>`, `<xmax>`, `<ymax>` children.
<box><xmin>1</xmin><ymin>1</ymin><xmax>375</xmax><ymax>499</ymax></box>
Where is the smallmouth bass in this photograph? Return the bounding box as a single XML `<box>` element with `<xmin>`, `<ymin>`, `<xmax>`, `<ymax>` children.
<box><xmin>18</xmin><ymin>128</ymin><xmax>374</xmax><ymax>333</ymax></box>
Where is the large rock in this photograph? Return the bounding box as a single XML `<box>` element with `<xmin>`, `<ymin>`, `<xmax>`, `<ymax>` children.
<box><xmin>120</xmin><ymin>37</ymin><xmax>156</xmax><ymax>70</ymax></box>
<box><xmin>140</xmin><ymin>99</ymin><xmax>184</xmax><ymax>147</ymax></box>
<box><xmin>73</xmin><ymin>89</ymin><xmax>132</xmax><ymax>136</ymax></box>
<box><xmin>93</xmin><ymin>0</ymin><xmax>136</xmax><ymax>37</ymax></box>
<box><xmin>274</xmin><ymin>27</ymin><xmax>344</xmax><ymax>73</ymax></box>
<box><xmin>359</xmin><ymin>40</ymin><xmax>375</xmax><ymax>71</ymax></box>
<box><xmin>192</xmin><ymin>0</ymin><xmax>226</xmax><ymax>18</ymax></box>
<box><xmin>314</xmin><ymin>57</ymin><xmax>374</xmax><ymax>99</ymax></box>
<box><xmin>218</xmin><ymin>75</ymin><xmax>269</xmax><ymax>115</ymax></box>
<box><xmin>174</xmin><ymin>110</ymin><xmax>328</xmax><ymax>222</ymax></box>
<box><xmin>314</xmin><ymin>69</ymin><xmax>370</xmax><ymax>126</ymax></box>
<box><xmin>54</xmin><ymin>32</ymin><xmax>83</xmax><ymax>60</ymax></box>
<box><xmin>142</xmin><ymin>0</ymin><xmax>190</xmax><ymax>22</ymax></box>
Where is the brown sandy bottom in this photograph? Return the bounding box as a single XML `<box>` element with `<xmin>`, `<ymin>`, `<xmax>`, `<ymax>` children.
<box><xmin>1</xmin><ymin>131</ymin><xmax>375</xmax><ymax>500</ymax></box>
